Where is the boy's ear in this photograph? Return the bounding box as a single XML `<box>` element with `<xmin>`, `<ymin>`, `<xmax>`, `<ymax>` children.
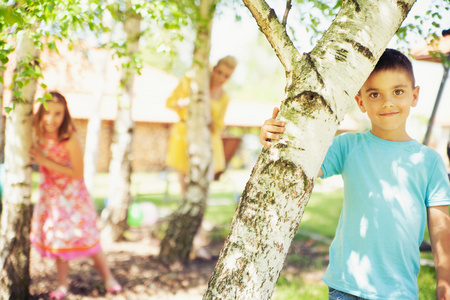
<box><xmin>411</xmin><ymin>86</ymin><xmax>420</xmax><ymax>107</ymax></box>
<box><xmin>354</xmin><ymin>94</ymin><xmax>366</xmax><ymax>113</ymax></box>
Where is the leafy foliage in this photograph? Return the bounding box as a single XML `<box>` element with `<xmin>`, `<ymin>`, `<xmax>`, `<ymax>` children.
<box><xmin>0</xmin><ymin>0</ymin><xmax>105</xmax><ymax>104</ymax></box>
<box><xmin>0</xmin><ymin>0</ymin><xmax>188</xmax><ymax>105</ymax></box>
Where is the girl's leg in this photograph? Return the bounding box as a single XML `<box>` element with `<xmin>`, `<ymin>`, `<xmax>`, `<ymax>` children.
<box><xmin>91</xmin><ymin>250</ymin><xmax>122</xmax><ymax>292</ymax></box>
<box><xmin>55</xmin><ymin>257</ymin><xmax>69</xmax><ymax>289</ymax></box>
<box><xmin>91</xmin><ymin>250</ymin><xmax>115</xmax><ymax>283</ymax></box>
<box><xmin>49</xmin><ymin>257</ymin><xmax>69</xmax><ymax>299</ymax></box>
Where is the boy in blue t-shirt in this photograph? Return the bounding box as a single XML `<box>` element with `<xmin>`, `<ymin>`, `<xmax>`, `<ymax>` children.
<box><xmin>260</xmin><ymin>49</ymin><xmax>450</xmax><ymax>299</ymax></box>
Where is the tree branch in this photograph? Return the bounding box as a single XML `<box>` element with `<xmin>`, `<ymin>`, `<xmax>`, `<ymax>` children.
<box><xmin>282</xmin><ymin>0</ymin><xmax>292</xmax><ymax>27</ymax></box>
<box><xmin>242</xmin><ymin>0</ymin><xmax>300</xmax><ymax>73</ymax></box>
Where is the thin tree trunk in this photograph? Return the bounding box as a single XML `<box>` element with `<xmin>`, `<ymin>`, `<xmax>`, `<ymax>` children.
<box><xmin>0</xmin><ymin>66</ymin><xmax>5</xmax><ymax>215</ymax></box>
<box><xmin>0</xmin><ymin>67</ymin><xmax>5</xmax><ymax>164</ymax></box>
<box><xmin>203</xmin><ymin>0</ymin><xmax>415</xmax><ymax>299</ymax></box>
<box><xmin>83</xmin><ymin>49</ymin><xmax>109</xmax><ymax>195</ymax></box>
<box><xmin>83</xmin><ymin>11</ymin><xmax>115</xmax><ymax>195</ymax></box>
<box><xmin>101</xmin><ymin>5</ymin><xmax>140</xmax><ymax>242</ymax></box>
<box><xmin>159</xmin><ymin>0</ymin><xmax>216</xmax><ymax>265</ymax></box>
<box><xmin>0</xmin><ymin>33</ymin><xmax>39</xmax><ymax>300</ymax></box>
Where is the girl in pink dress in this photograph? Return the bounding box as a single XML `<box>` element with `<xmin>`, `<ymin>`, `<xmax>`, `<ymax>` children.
<box><xmin>29</xmin><ymin>91</ymin><xmax>122</xmax><ymax>299</ymax></box>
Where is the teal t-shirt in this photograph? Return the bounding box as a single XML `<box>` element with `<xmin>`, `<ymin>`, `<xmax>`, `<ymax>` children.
<box><xmin>321</xmin><ymin>131</ymin><xmax>450</xmax><ymax>299</ymax></box>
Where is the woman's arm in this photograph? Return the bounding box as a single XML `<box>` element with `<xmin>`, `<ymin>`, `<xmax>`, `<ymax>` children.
<box><xmin>30</xmin><ymin>134</ymin><xmax>84</xmax><ymax>179</ymax></box>
<box><xmin>166</xmin><ymin>75</ymin><xmax>190</xmax><ymax>111</ymax></box>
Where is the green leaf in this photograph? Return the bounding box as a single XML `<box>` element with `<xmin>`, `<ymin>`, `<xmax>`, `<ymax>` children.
<box><xmin>47</xmin><ymin>40</ymin><xmax>57</xmax><ymax>50</ymax></box>
<box><xmin>13</xmin><ymin>90</ymin><xmax>22</xmax><ymax>99</ymax></box>
<box><xmin>42</xmin><ymin>98</ymin><xmax>48</xmax><ymax>109</ymax></box>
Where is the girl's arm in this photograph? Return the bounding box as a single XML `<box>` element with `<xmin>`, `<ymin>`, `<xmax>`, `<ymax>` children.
<box><xmin>428</xmin><ymin>205</ymin><xmax>450</xmax><ymax>299</ymax></box>
<box><xmin>30</xmin><ymin>134</ymin><xmax>84</xmax><ymax>179</ymax></box>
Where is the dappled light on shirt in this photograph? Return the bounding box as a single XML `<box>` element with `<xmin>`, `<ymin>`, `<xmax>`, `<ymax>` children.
<box><xmin>359</xmin><ymin>215</ymin><xmax>368</xmax><ymax>238</ymax></box>
<box><xmin>346</xmin><ymin>251</ymin><xmax>376</xmax><ymax>294</ymax></box>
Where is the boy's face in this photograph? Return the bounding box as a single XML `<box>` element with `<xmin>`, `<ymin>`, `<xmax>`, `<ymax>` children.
<box><xmin>355</xmin><ymin>69</ymin><xmax>419</xmax><ymax>141</ymax></box>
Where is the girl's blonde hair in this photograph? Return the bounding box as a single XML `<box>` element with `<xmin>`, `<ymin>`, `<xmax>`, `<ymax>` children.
<box><xmin>34</xmin><ymin>91</ymin><xmax>75</xmax><ymax>142</ymax></box>
<box><xmin>215</xmin><ymin>55</ymin><xmax>238</xmax><ymax>70</ymax></box>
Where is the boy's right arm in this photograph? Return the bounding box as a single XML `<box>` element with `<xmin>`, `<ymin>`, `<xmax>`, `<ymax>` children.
<box><xmin>428</xmin><ymin>205</ymin><xmax>450</xmax><ymax>299</ymax></box>
<box><xmin>259</xmin><ymin>107</ymin><xmax>285</xmax><ymax>147</ymax></box>
<box><xmin>259</xmin><ymin>107</ymin><xmax>324</xmax><ymax>178</ymax></box>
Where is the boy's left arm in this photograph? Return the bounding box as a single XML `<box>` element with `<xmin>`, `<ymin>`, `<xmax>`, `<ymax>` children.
<box><xmin>428</xmin><ymin>205</ymin><xmax>450</xmax><ymax>299</ymax></box>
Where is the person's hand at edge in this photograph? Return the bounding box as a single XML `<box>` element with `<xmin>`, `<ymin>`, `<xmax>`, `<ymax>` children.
<box><xmin>259</xmin><ymin>107</ymin><xmax>286</xmax><ymax>147</ymax></box>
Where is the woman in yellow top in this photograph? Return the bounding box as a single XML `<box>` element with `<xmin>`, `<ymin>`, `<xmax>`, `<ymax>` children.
<box><xmin>166</xmin><ymin>55</ymin><xmax>237</xmax><ymax>196</ymax></box>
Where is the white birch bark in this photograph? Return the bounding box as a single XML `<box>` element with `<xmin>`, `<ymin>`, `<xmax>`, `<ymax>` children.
<box><xmin>0</xmin><ymin>67</ymin><xmax>5</xmax><ymax>164</ymax></box>
<box><xmin>0</xmin><ymin>32</ymin><xmax>39</xmax><ymax>299</ymax></box>
<box><xmin>83</xmin><ymin>11</ymin><xmax>115</xmax><ymax>195</ymax></box>
<box><xmin>83</xmin><ymin>49</ymin><xmax>109</xmax><ymax>195</ymax></box>
<box><xmin>159</xmin><ymin>0</ymin><xmax>216</xmax><ymax>265</ymax></box>
<box><xmin>101</xmin><ymin>6</ymin><xmax>140</xmax><ymax>242</ymax></box>
<box><xmin>203</xmin><ymin>0</ymin><xmax>415</xmax><ymax>299</ymax></box>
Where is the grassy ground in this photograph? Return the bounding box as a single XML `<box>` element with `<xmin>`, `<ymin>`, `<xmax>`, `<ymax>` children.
<box><xmin>31</xmin><ymin>169</ymin><xmax>438</xmax><ymax>298</ymax></box>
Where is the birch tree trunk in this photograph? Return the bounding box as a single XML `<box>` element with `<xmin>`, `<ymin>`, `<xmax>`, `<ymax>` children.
<box><xmin>83</xmin><ymin>49</ymin><xmax>109</xmax><ymax>195</ymax></box>
<box><xmin>0</xmin><ymin>66</ymin><xmax>5</xmax><ymax>215</ymax></box>
<box><xmin>159</xmin><ymin>0</ymin><xmax>216</xmax><ymax>265</ymax></box>
<box><xmin>101</xmin><ymin>6</ymin><xmax>140</xmax><ymax>243</ymax></box>
<box><xmin>203</xmin><ymin>0</ymin><xmax>415</xmax><ymax>299</ymax></box>
<box><xmin>0</xmin><ymin>66</ymin><xmax>5</xmax><ymax>165</ymax></box>
<box><xmin>83</xmin><ymin>10</ymin><xmax>114</xmax><ymax>195</ymax></box>
<box><xmin>0</xmin><ymin>33</ymin><xmax>39</xmax><ymax>300</ymax></box>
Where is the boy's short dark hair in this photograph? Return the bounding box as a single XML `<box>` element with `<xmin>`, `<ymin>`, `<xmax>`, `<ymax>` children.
<box><xmin>372</xmin><ymin>48</ymin><xmax>415</xmax><ymax>86</ymax></box>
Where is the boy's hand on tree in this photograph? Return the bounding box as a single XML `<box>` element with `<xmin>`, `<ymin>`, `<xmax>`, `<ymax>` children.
<box><xmin>260</xmin><ymin>107</ymin><xmax>286</xmax><ymax>147</ymax></box>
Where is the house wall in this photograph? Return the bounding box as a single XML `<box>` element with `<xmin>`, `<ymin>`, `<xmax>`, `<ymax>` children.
<box><xmin>73</xmin><ymin>119</ymin><xmax>450</xmax><ymax>175</ymax></box>
<box><xmin>73</xmin><ymin>119</ymin><xmax>171</xmax><ymax>172</ymax></box>
<box><xmin>132</xmin><ymin>122</ymin><xmax>172</xmax><ymax>172</ymax></box>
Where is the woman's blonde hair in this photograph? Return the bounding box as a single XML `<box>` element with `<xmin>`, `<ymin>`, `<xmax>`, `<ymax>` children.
<box><xmin>215</xmin><ymin>55</ymin><xmax>238</xmax><ymax>70</ymax></box>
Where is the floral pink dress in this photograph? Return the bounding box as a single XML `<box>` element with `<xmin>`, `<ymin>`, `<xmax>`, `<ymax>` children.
<box><xmin>30</xmin><ymin>136</ymin><xmax>101</xmax><ymax>260</ymax></box>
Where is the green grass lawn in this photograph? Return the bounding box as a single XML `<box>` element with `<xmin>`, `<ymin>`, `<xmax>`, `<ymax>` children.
<box><xmin>31</xmin><ymin>169</ymin><xmax>439</xmax><ymax>298</ymax></box>
<box><xmin>273</xmin><ymin>276</ymin><xmax>328</xmax><ymax>299</ymax></box>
